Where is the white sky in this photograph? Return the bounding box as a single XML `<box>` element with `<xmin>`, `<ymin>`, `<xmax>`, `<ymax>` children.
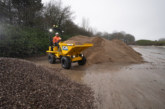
<box><xmin>42</xmin><ymin>0</ymin><xmax>165</xmax><ymax>40</ymax></box>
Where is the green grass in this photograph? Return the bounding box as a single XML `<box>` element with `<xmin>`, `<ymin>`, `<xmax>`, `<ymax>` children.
<box><xmin>136</xmin><ymin>40</ymin><xmax>165</xmax><ymax>46</ymax></box>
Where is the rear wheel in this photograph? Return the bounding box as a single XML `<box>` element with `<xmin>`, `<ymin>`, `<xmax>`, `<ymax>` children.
<box><xmin>61</xmin><ymin>56</ymin><xmax>71</xmax><ymax>69</ymax></box>
<box><xmin>78</xmin><ymin>56</ymin><xmax>86</xmax><ymax>65</ymax></box>
<box><xmin>48</xmin><ymin>54</ymin><xmax>56</xmax><ymax>64</ymax></box>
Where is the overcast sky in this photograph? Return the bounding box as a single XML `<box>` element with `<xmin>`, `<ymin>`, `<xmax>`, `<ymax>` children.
<box><xmin>42</xmin><ymin>0</ymin><xmax>165</xmax><ymax>40</ymax></box>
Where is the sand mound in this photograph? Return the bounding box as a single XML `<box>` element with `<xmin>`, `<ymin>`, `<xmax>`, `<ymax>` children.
<box><xmin>0</xmin><ymin>58</ymin><xmax>94</xmax><ymax>109</ymax></box>
<box><xmin>66</xmin><ymin>36</ymin><xmax>143</xmax><ymax>64</ymax></box>
<box><xmin>64</xmin><ymin>35</ymin><xmax>91</xmax><ymax>45</ymax></box>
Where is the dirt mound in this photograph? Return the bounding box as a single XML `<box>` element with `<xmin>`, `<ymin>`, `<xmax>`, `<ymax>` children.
<box><xmin>64</xmin><ymin>40</ymin><xmax>82</xmax><ymax>45</ymax></box>
<box><xmin>0</xmin><ymin>58</ymin><xmax>94</xmax><ymax>109</ymax></box>
<box><xmin>66</xmin><ymin>36</ymin><xmax>143</xmax><ymax>64</ymax></box>
<box><xmin>64</xmin><ymin>35</ymin><xmax>91</xmax><ymax>45</ymax></box>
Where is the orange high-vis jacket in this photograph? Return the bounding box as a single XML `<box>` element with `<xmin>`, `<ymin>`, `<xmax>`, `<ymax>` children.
<box><xmin>53</xmin><ymin>36</ymin><xmax>61</xmax><ymax>43</ymax></box>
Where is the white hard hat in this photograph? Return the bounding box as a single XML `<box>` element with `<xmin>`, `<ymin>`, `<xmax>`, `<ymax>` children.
<box><xmin>55</xmin><ymin>32</ymin><xmax>59</xmax><ymax>35</ymax></box>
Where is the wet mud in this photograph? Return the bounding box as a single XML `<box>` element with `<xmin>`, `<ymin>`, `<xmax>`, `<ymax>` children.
<box><xmin>29</xmin><ymin>46</ymin><xmax>165</xmax><ymax>109</ymax></box>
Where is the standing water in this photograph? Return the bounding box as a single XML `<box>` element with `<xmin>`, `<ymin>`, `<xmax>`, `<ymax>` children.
<box><xmin>82</xmin><ymin>46</ymin><xmax>165</xmax><ymax>109</ymax></box>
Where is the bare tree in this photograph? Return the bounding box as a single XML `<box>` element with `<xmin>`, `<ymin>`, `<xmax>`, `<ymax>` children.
<box><xmin>12</xmin><ymin>0</ymin><xmax>43</xmax><ymax>26</ymax></box>
<box><xmin>0</xmin><ymin>0</ymin><xmax>12</xmax><ymax>23</ymax></box>
<box><xmin>81</xmin><ymin>17</ymin><xmax>90</xmax><ymax>31</ymax></box>
<box><xmin>44</xmin><ymin>1</ymin><xmax>72</xmax><ymax>29</ymax></box>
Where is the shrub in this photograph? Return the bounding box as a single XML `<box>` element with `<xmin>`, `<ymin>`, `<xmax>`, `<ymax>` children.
<box><xmin>0</xmin><ymin>24</ymin><xmax>49</xmax><ymax>58</ymax></box>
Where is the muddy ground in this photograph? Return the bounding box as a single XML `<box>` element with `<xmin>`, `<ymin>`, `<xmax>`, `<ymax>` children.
<box><xmin>27</xmin><ymin>46</ymin><xmax>165</xmax><ymax>109</ymax></box>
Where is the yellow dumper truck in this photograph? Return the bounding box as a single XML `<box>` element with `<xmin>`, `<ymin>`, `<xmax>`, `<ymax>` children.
<box><xmin>46</xmin><ymin>26</ymin><xmax>93</xmax><ymax>69</ymax></box>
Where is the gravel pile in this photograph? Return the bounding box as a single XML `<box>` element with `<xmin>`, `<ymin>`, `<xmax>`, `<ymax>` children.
<box><xmin>0</xmin><ymin>58</ymin><xmax>94</xmax><ymax>109</ymax></box>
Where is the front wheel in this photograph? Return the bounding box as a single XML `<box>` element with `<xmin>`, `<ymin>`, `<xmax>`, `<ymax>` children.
<box><xmin>78</xmin><ymin>56</ymin><xmax>86</xmax><ymax>65</ymax></box>
<box><xmin>61</xmin><ymin>56</ymin><xmax>71</xmax><ymax>69</ymax></box>
<box><xmin>48</xmin><ymin>54</ymin><xmax>56</xmax><ymax>64</ymax></box>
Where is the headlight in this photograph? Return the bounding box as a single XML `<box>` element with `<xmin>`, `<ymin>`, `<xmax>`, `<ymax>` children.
<box><xmin>49</xmin><ymin>28</ymin><xmax>53</xmax><ymax>32</ymax></box>
<box><xmin>73</xmin><ymin>55</ymin><xmax>76</xmax><ymax>58</ymax></box>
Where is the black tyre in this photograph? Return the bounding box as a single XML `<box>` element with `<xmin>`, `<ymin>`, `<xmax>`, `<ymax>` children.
<box><xmin>48</xmin><ymin>54</ymin><xmax>56</xmax><ymax>64</ymax></box>
<box><xmin>78</xmin><ymin>56</ymin><xmax>86</xmax><ymax>65</ymax></box>
<box><xmin>61</xmin><ymin>56</ymin><xmax>71</xmax><ymax>69</ymax></box>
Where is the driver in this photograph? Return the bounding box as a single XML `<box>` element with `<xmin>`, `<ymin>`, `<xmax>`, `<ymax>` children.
<box><xmin>53</xmin><ymin>32</ymin><xmax>62</xmax><ymax>49</ymax></box>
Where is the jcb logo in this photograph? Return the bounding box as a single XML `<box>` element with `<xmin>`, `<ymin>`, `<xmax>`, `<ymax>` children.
<box><xmin>62</xmin><ymin>46</ymin><xmax>68</xmax><ymax>50</ymax></box>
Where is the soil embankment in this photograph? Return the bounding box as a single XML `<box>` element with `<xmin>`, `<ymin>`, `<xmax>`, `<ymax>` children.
<box><xmin>65</xmin><ymin>35</ymin><xmax>143</xmax><ymax>65</ymax></box>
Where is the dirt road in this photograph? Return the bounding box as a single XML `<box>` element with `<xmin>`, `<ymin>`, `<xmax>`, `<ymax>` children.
<box><xmin>28</xmin><ymin>46</ymin><xmax>165</xmax><ymax>109</ymax></box>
